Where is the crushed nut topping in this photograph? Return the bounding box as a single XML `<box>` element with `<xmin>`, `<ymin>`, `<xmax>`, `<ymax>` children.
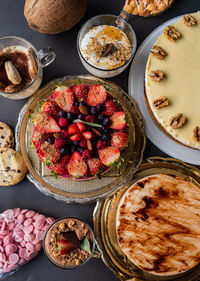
<box><xmin>164</xmin><ymin>26</ymin><xmax>181</xmax><ymax>41</ymax></box>
<box><xmin>53</xmin><ymin>132</ymin><xmax>66</xmax><ymax>139</ymax></box>
<box><xmin>193</xmin><ymin>126</ymin><xmax>200</xmax><ymax>143</ymax></box>
<box><xmin>153</xmin><ymin>96</ymin><xmax>169</xmax><ymax>109</ymax></box>
<box><xmin>183</xmin><ymin>14</ymin><xmax>196</xmax><ymax>27</ymax></box>
<box><xmin>150</xmin><ymin>45</ymin><xmax>167</xmax><ymax>60</ymax></box>
<box><xmin>169</xmin><ymin>113</ymin><xmax>186</xmax><ymax>129</ymax></box>
<box><xmin>149</xmin><ymin>70</ymin><xmax>164</xmax><ymax>82</ymax></box>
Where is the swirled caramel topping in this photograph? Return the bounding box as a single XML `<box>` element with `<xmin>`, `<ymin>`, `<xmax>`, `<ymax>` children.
<box><xmin>116</xmin><ymin>174</ymin><xmax>200</xmax><ymax>275</ymax></box>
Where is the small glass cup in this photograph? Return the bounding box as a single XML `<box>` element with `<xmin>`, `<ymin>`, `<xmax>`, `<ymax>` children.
<box><xmin>43</xmin><ymin>216</ymin><xmax>96</xmax><ymax>269</ymax></box>
<box><xmin>0</xmin><ymin>36</ymin><xmax>56</xmax><ymax>100</ymax></box>
<box><xmin>77</xmin><ymin>14</ymin><xmax>137</xmax><ymax>78</ymax></box>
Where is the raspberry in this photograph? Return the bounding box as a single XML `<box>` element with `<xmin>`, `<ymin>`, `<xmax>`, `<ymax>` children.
<box><xmin>54</xmin><ymin>138</ymin><xmax>67</xmax><ymax>149</ymax></box>
<box><xmin>61</xmin><ymin>129</ymin><xmax>68</xmax><ymax>137</ymax></box>
<box><xmin>58</xmin><ymin>118</ymin><xmax>68</xmax><ymax>128</ymax></box>
<box><xmin>85</xmin><ymin>115</ymin><xmax>96</xmax><ymax>123</ymax></box>
<box><xmin>82</xmin><ymin>149</ymin><xmax>92</xmax><ymax>160</ymax></box>
<box><xmin>79</xmin><ymin>138</ymin><xmax>87</xmax><ymax>148</ymax></box>
<box><xmin>71</xmin><ymin>106</ymin><xmax>79</xmax><ymax>115</ymax></box>
<box><xmin>97</xmin><ymin>140</ymin><xmax>107</xmax><ymax>150</ymax></box>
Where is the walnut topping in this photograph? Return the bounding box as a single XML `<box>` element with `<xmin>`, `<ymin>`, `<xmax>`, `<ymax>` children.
<box><xmin>149</xmin><ymin>70</ymin><xmax>164</xmax><ymax>82</ymax></box>
<box><xmin>193</xmin><ymin>126</ymin><xmax>200</xmax><ymax>143</ymax></box>
<box><xmin>150</xmin><ymin>45</ymin><xmax>167</xmax><ymax>60</ymax></box>
<box><xmin>153</xmin><ymin>96</ymin><xmax>169</xmax><ymax>109</ymax></box>
<box><xmin>164</xmin><ymin>26</ymin><xmax>181</xmax><ymax>41</ymax></box>
<box><xmin>169</xmin><ymin>113</ymin><xmax>186</xmax><ymax>129</ymax></box>
<box><xmin>183</xmin><ymin>14</ymin><xmax>196</xmax><ymax>27</ymax></box>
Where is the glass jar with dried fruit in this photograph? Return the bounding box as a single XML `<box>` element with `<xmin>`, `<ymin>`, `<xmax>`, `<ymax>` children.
<box><xmin>123</xmin><ymin>0</ymin><xmax>175</xmax><ymax>17</ymax></box>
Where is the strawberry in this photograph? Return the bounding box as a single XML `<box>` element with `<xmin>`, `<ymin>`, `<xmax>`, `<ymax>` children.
<box><xmin>67</xmin><ymin>152</ymin><xmax>87</xmax><ymax>177</ymax></box>
<box><xmin>76</xmin><ymin>122</ymin><xmax>86</xmax><ymax>132</ymax></box>
<box><xmin>58</xmin><ymin>239</ymin><xmax>76</xmax><ymax>255</ymax></box>
<box><xmin>87</xmin><ymin>158</ymin><xmax>104</xmax><ymax>176</ymax></box>
<box><xmin>31</xmin><ymin>130</ymin><xmax>47</xmax><ymax>151</ymax></box>
<box><xmin>98</xmin><ymin>146</ymin><xmax>120</xmax><ymax>166</ymax></box>
<box><xmin>68</xmin><ymin>124</ymin><xmax>80</xmax><ymax>136</ymax></box>
<box><xmin>41</xmin><ymin>141</ymin><xmax>61</xmax><ymax>163</ymax></box>
<box><xmin>53</xmin><ymin>155</ymin><xmax>70</xmax><ymax>175</ymax></box>
<box><xmin>87</xmin><ymin>85</ymin><xmax>107</xmax><ymax>106</ymax></box>
<box><xmin>69</xmin><ymin>133</ymin><xmax>82</xmax><ymax>141</ymax></box>
<box><xmin>73</xmin><ymin>84</ymin><xmax>89</xmax><ymax>102</ymax></box>
<box><xmin>38</xmin><ymin>149</ymin><xmax>45</xmax><ymax>161</ymax></box>
<box><xmin>96</xmin><ymin>140</ymin><xmax>107</xmax><ymax>150</ymax></box>
<box><xmin>82</xmin><ymin>131</ymin><xmax>92</xmax><ymax>140</ymax></box>
<box><xmin>54</xmin><ymin>138</ymin><xmax>67</xmax><ymax>149</ymax></box>
<box><xmin>41</xmin><ymin>100</ymin><xmax>60</xmax><ymax>119</ymax></box>
<box><xmin>53</xmin><ymin>86</ymin><xmax>74</xmax><ymax>112</ymax></box>
<box><xmin>110</xmin><ymin>111</ymin><xmax>127</xmax><ymax>130</ymax></box>
<box><xmin>34</xmin><ymin>113</ymin><xmax>61</xmax><ymax>133</ymax></box>
<box><xmin>85</xmin><ymin>115</ymin><xmax>96</xmax><ymax>123</ymax></box>
<box><xmin>111</xmin><ymin>132</ymin><xmax>128</xmax><ymax>149</ymax></box>
<box><xmin>102</xmin><ymin>99</ymin><xmax>120</xmax><ymax>117</ymax></box>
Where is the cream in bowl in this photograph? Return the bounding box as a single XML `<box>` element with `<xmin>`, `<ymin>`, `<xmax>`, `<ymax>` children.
<box><xmin>77</xmin><ymin>14</ymin><xmax>137</xmax><ymax>78</ymax></box>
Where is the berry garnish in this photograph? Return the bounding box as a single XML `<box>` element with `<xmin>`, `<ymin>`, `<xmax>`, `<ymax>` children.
<box><xmin>58</xmin><ymin>239</ymin><xmax>76</xmax><ymax>255</ymax></box>
<box><xmin>102</xmin><ymin>99</ymin><xmax>119</xmax><ymax>116</ymax></box>
<box><xmin>110</xmin><ymin>111</ymin><xmax>127</xmax><ymax>130</ymax></box>
<box><xmin>67</xmin><ymin>152</ymin><xmax>88</xmax><ymax>177</ymax></box>
<box><xmin>82</xmin><ymin>149</ymin><xmax>92</xmax><ymax>160</ymax></box>
<box><xmin>85</xmin><ymin>115</ymin><xmax>96</xmax><ymax>123</ymax></box>
<box><xmin>34</xmin><ymin>113</ymin><xmax>61</xmax><ymax>134</ymax></box>
<box><xmin>53</xmin><ymin>86</ymin><xmax>74</xmax><ymax>112</ymax></box>
<box><xmin>97</xmin><ymin>140</ymin><xmax>107</xmax><ymax>150</ymax></box>
<box><xmin>41</xmin><ymin>100</ymin><xmax>60</xmax><ymax>119</ymax></box>
<box><xmin>73</xmin><ymin>84</ymin><xmax>89</xmax><ymax>102</ymax></box>
<box><xmin>47</xmin><ymin>136</ymin><xmax>55</xmax><ymax>145</ymax></box>
<box><xmin>98</xmin><ymin>146</ymin><xmax>120</xmax><ymax>166</ymax></box>
<box><xmin>58</xmin><ymin>110</ymin><xmax>66</xmax><ymax>118</ymax></box>
<box><xmin>68</xmin><ymin>124</ymin><xmax>80</xmax><ymax>136</ymax></box>
<box><xmin>111</xmin><ymin>132</ymin><xmax>128</xmax><ymax>149</ymax></box>
<box><xmin>79</xmin><ymin>138</ymin><xmax>87</xmax><ymax>148</ymax></box>
<box><xmin>58</xmin><ymin>117</ymin><xmax>68</xmax><ymax>128</ymax></box>
<box><xmin>69</xmin><ymin>133</ymin><xmax>82</xmax><ymax>141</ymax></box>
<box><xmin>87</xmin><ymin>85</ymin><xmax>107</xmax><ymax>106</ymax></box>
<box><xmin>87</xmin><ymin>158</ymin><xmax>104</xmax><ymax>176</ymax></box>
<box><xmin>54</xmin><ymin>138</ymin><xmax>68</xmax><ymax>149</ymax></box>
<box><xmin>53</xmin><ymin>155</ymin><xmax>70</xmax><ymax>175</ymax></box>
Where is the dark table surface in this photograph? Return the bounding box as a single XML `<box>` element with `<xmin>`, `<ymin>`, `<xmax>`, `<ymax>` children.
<box><xmin>0</xmin><ymin>0</ymin><xmax>199</xmax><ymax>280</ymax></box>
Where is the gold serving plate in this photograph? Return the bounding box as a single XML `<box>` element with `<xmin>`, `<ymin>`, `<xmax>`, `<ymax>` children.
<box><xmin>17</xmin><ymin>75</ymin><xmax>146</xmax><ymax>203</ymax></box>
<box><xmin>93</xmin><ymin>157</ymin><xmax>200</xmax><ymax>281</ymax></box>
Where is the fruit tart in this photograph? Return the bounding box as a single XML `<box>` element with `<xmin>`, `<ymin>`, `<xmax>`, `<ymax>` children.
<box><xmin>31</xmin><ymin>82</ymin><xmax>129</xmax><ymax>180</ymax></box>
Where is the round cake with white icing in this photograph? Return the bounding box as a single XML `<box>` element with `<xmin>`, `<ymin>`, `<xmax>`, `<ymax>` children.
<box><xmin>145</xmin><ymin>12</ymin><xmax>200</xmax><ymax>149</ymax></box>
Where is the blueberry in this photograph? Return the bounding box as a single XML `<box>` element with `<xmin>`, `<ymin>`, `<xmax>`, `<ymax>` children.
<box><xmin>75</xmin><ymin>101</ymin><xmax>79</xmax><ymax>107</ymax></box>
<box><xmin>72</xmin><ymin>141</ymin><xmax>79</xmax><ymax>146</ymax></box>
<box><xmin>90</xmin><ymin>106</ymin><xmax>97</xmax><ymax>115</ymax></box>
<box><xmin>98</xmin><ymin>114</ymin><xmax>104</xmax><ymax>122</ymax></box>
<box><xmin>78</xmin><ymin>147</ymin><xmax>84</xmax><ymax>154</ymax></box>
<box><xmin>102</xmin><ymin>127</ymin><xmax>110</xmax><ymax>133</ymax></box>
<box><xmin>71</xmin><ymin>146</ymin><xmax>76</xmax><ymax>153</ymax></box>
<box><xmin>66</xmin><ymin>112</ymin><xmax>74</xmax><ymax>119</ymax></box>
<box><xmin>78</xmin><ymin>114</ymin><xmax>84</xmax><ymax>120</ymax></box>
<box><xmin>103</xmin><ymin>118</ymin><xmax>110</xmax><ymax>126</ymax></box>
<box><xmin>60</xmin><ymin>147</ymin><xmax>68</xmax><ymax>156</ymax></box>
<box><xmin>96</xmin><ymin>104</ymin><xmax>103</xmax><ymax>112</ymax></box>
<box><xmin>102</xmin><ymin>134</ymin><xmax>110</xmax><ymax>141</ymax></box>
<box><xmin>79</xmin><ymin>101</ymin><xmax>86</xmax><ymax>106</ymax></box>
<box><xmin>58</xmin><ymin>110</ymin><xmax>66</xmax><ymax>118</ymax></box>
<box><xmin>47</xmin><ymin>136</ymin><xmax>55</xmax><ymax>145</ymax></box>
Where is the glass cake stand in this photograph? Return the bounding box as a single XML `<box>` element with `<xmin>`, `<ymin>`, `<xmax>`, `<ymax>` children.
<box><xmin>15</xmin><ymin>75</ymin><xmax>146</xmax><ymax>204</ymax></box>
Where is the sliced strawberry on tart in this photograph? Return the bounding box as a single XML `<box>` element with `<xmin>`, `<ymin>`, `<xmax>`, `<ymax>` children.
<box><xmin>31</xmin><ymin>82</ymin><xmax>129</xmax><ymax>180</ymax></box>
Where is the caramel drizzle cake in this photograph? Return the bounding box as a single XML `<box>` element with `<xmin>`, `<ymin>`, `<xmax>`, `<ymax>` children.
<box><xmin>116</xmin><ymin>174</ymin><xmax>200</xmax><ymax>276</ymax></box>
<box><xmin>145</xmin><ymin>12</ymin><xmax>200</xmax><ymax>149</ymax></box>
